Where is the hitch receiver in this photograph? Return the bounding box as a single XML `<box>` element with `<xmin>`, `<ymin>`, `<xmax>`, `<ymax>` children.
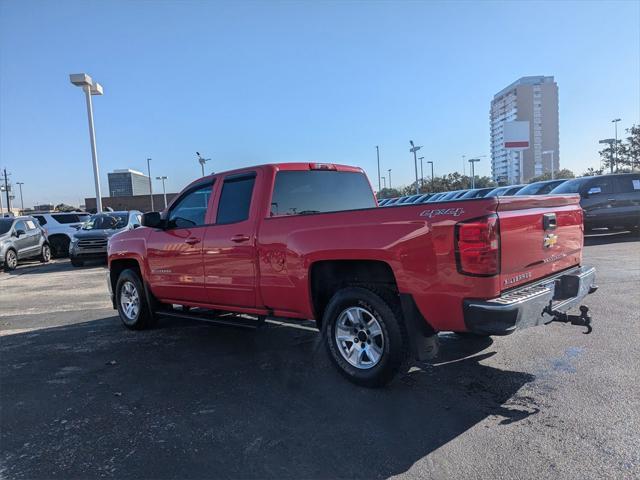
<box><xmin>543</xmin><ymin>303</ymin><xmax>592</xmax><ymax>334</ymax></box>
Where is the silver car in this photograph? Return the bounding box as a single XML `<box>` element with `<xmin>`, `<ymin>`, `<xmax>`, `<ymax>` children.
<box><xmin>0</xmin><ymin>216</ymin><xmax>51</xmax><ymax>271</ymax></box>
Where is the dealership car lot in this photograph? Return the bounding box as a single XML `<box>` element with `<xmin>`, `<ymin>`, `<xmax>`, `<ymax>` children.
<box><xmin>1</xmin><ymin>234</ymin><xmax>639</xmax><ymax>479</ymax></box>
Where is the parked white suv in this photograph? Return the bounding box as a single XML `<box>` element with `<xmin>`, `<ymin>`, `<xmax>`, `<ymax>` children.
<box><xmin>32</xmin><ymin>212</ymin><xmax>90</xmax><ymax>258</ymax></box>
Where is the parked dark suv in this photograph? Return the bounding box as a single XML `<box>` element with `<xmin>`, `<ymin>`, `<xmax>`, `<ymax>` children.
<box><xmin>0</xmin><ymin>216</ymin><xmax>51</xmax><ymax>271</ymax></box>
<box><xmin>549</xmin><ymin>173</ymin><xmax>640</xmax><ymax>232</ymax></box>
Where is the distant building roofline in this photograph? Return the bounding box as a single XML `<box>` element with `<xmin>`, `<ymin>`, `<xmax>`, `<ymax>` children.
<box><xmin>110</xmin><ymin>169</ymin><xmax>146</xmax><ymax>176</ymax></box>
<box><xmin>493</xmin><ymin>76</ymin><xmax>555</xmax><ymax>100</ymax></box>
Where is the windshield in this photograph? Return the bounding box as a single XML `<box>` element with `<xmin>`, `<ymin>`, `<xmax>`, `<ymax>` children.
<box><xmin>550</xmin><ymin>178</ymin><xmax>586</xmax><ymax>194</ymax></box>
<box><xmin>82</xmin><ymin>213</ymin><xmax>128</xmax><ymax>230</ymax></box>
<box><xmin>0</xmin><ymin>219</ymin><xmax>14</xmax><ymax>235</ymax></box>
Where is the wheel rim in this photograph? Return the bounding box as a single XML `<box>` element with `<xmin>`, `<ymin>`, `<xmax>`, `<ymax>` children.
<box><xmin>334</xmin><ymin>306</ymin><xmax>384</xmax><ymax>370</ymax></box>
<box><xmin>6</xmin><ymin>251</ymin><xmax>17</xmax><ymax>269</ymax></box>
<box><xmin>43</xmin><ymin>246</ymin><xmax>50</xmax><ymax>261</ymax></box>
<box><xmin>120</xmin><ymin>281</ymin><xmax>140</xmax><ymax>323</ymax></box>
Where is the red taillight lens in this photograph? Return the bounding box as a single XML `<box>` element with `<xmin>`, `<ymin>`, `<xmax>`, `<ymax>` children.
<box><xmin>455</xmin><ymin>214</ymin><xmax>500</xmax><ymax>276</ymax></box>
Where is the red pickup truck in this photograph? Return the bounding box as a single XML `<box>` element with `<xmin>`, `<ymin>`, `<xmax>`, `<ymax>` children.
<box><xmin>107</xmin><ymin>163</ymin><xmax>597</xmax><ymax>386</ymax></box>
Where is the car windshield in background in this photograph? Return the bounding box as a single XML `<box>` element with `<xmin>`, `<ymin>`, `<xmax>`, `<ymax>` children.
<box><xmin>0</xmin><ymin>219</ymin><xmax>14</xmax><ymax>235</ymax></box>
<box><xmin>270</xmin><ymin>170</ymin><xmax>375</xmax><ymax>216</ymax></box>
<box><xmin>550</xmin><ymin>178</ymin><xmax>586</xmax><ymax>194</ymax></box>
<box><xmin>82</xmin><ymin>214</ymin><xmax>128</xmax><ymax>230</ymax></box>
<box><xmin>52</xmin><ymin>214</ymin><xmax>90</xmax><ymax>224</ymax></box>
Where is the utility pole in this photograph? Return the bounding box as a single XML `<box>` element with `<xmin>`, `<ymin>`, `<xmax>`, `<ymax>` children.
<box><xmin>376</xmin><ymin>146</ymin><xmax>381</xmax><ymax>192</ymax></box>
<box><xmin>147</xmin><ymin>158</ymin><xmax>154</xmax><ymax>211</ymax></box>
<box><xmin>2</xmin><ymin>169</ymin><xmax>11</xmax><ymax>212</ymax></box>
<box><xmin>387</xmin><ymin>169</ymin><xmax>392</xmax><ymax>190</ymax></box>
<box><xmin>16</xmin><ymin>182</ymin><xmax>24</xmax><ymax>212</ymax></box>
<box><xmin>409</xmin><ymin>141</ymin><xmax>421</xmax><ymax>195</ymax></box>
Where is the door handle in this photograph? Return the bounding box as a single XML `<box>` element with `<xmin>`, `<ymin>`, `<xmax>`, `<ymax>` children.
<box><xmin>231</xmin><ymin>234</ymin><xmax>250</xmax><ymax>243</ymax></box>
<box><xmin>185</xmin><ymin>237</ymin><xmax>201</xmax><ymax>245</ymax></box>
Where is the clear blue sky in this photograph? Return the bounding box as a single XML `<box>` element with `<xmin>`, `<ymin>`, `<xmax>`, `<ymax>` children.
<box><xmin>1</xmin><ymin>0</ymin><xmax>638</xmax><ymax>207</ymax></box>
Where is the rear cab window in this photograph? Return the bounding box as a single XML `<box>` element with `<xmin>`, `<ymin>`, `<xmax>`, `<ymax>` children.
<box><xmin>51</xmin><ymin>214</ymin><xmax>90</xmax><ymax>224</ymax></box>
<box><xmin>270</xmin><ymin>170</ymin><xmax>376</xmax><ymax>217</ymax></box>
<box><xmin>33</xmin><ymin>215</ymin><xmax>47</xmax><ymax>225</ymax></box>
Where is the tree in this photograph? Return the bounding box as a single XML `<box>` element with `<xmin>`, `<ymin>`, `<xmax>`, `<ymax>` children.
<box><xmin>376</xmin><ymin>188</ymin><xmax>401</xmax><ymax>199</ymax></box>
<box><xmin>527</xmin><ymin>169</ymin><xmax>575</xmax><ymax>183</ymax></box>
<box><xmin>582</xmin><ymin>167</ymin><xmax>604</xmax><ymax>177</ymax></box>
<box><xmin>55</xmin><ymin>203</ymin><xmax>77</xmax><ymax>212</ymax></box>
<box><xmin>623</xmin><ymin>125</ymin><xmax>640</xmax><ymax>170</ymax></box>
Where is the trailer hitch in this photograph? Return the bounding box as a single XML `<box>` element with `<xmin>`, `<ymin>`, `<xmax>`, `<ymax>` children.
<box><xmin>543</xmin><ymin>303</ymin><xmax>592</xmax><ymax>334</ymax></box>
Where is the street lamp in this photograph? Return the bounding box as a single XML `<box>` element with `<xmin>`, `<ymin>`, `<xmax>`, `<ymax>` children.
<box><xmin>196</xmin><ymin>152</ymin><xmax>211</xmax><ymax>177</ymax></box>
<box><xmin>156</xmin><ymin>176</ymin><xmax>168</xmax><ymax>209</ymax></box>
<box><xmin>409</xmin><ymin>141</ymin><xmax>421</xmax><ymax>195</ymax></box>
<box><xmin>147</xmin><ymin>158</ymin><xmax>154</xmax><ymax>211</ymax></box>
<box><xmin>387</xmin><ymin>169</ymin><xmax>392</xmax><ymax>190</ymax></box>
<box><xmin>69</xmin><ymin>73</ymin><xmax>104</xmax><ymax>213</ymax></box>
<box><xmin>381</xmin><ymin>176</ymin><xmax>386</xmax><ymax>189</ymax></box>
<box><xmin>16</xmin><ymin>182</ymin><xmax>24</xmax><ymax>212</ymax></box>
<box><xmin>376</xmin><ymin>146</ymin><xmax>381</xmax><ymax>192</ymax></box>
<box><xmin>418</xmin><ymin>156</ymin><xmax>424</xmax><ymax>192</ymax></box>
<box><xmin>468</xmin><ymin>158</ymin><xmax>481</xmax><ymax>189</ymax></box>
<box><xmin>427</xmin><ymin>160</ymin><xmax>434</xmax><ymax>191</ymax></box>
<box><xmin>542</xmin><ymin>150</ymin><xmax>555</xmax><ymax>179</ymax></box>
<box><xmin>612</xmin><ymin>118</ymin><xmax>621</xmax><ymax>172</ymax></box>
<box><xmin>599</xmin><ymin>139</ymin><xmax>616</xmax><ymax>173</ymax></box>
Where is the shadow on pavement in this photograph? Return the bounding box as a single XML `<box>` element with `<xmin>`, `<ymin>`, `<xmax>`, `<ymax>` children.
<box><xmin>1</xmin><ymin>316</ymin><xmax>539</xmax><ymax>479</ymax></box>
<box><xmin>1</xmin><ymin>259</ymin><xmax>106</xmax><ymax>276</ymax></box>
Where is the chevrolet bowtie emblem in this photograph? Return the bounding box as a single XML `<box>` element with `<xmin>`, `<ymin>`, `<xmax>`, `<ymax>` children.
<box><xmin>543</xmin><ymin>233</ymin><xmax>558</xmax><ymax>248</ymax></box>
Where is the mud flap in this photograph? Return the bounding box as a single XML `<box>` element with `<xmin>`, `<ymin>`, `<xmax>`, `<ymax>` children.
<box><xmin>399</xmin><ymin>294</ymin><xmax>439</xmax><ymax>361</ymax></box>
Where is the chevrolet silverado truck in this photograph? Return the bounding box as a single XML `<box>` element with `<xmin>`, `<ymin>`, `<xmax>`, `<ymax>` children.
<box><xmin>107</xmin><ymin>163</ymin><xmax>597</xmax><ymax>386</ymax></box>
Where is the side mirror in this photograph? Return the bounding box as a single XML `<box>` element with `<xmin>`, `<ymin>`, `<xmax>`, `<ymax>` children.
<box><xmin>141</xmin><ymin>212</ymin><xmax>164</xmax><ymax>229</ymax></box>
<box><xmin>14</xmin><ymin>229</ymin><xmax>25</xmax><ymax>237</ymax></box>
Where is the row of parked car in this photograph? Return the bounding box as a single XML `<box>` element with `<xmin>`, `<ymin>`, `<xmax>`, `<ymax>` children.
<box><xmin>379</xmin><ymin>173</ymin><xmax>640</xmax><ymax>232</ymax></box>
<box><xmin>0</xmin><ymin>210</ymin><xmax>142</xmax><ymax>271</ymax></box>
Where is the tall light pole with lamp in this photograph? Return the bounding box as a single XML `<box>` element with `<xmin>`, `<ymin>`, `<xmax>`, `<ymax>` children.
<box><xmin>418</xmin><ymin>156</ymin><xmax>424</xmax><ymax>192</ymax></box>
<box><xmin>196</xmin><ymin>152</ymin><xmax>211</xmax><ymax>177</ymax></box>
<box><xmin>542</xmin><ymin>150</ymin><xmax>555</xmax><ymax>179</ymax></box>
<box><xmin>612</xmin><ymin>118</ymin><xmax>621</xmax><ymax>172</ymax></box>
<box><xmin>387</xmin><ymin>169</ymin><xmax>392</xmax><ymax>190</ymax></box>
<box><xmin>376</xmin><ymin>146</ymin><xmax>381</xmax><ymax>192</ymax></box>
<box><xmin>156</xmin><ymin>176</ymin><xmax>168</xmax><ymax>209</ymax></box>
<box><xmin>409</xmin><ymin>141</ymin><xmax>421</xmax><ymax>195</ymax></box>
<box><xmin>146</xmin><ymin>158</ymin><xmax>154</xmax><ymax>211</ymax></box>
<box><xmin>427</xmin><ymin>160</ymin><xmax>434</xmax><ymax>191</ymax></box>
<box><xmin>468</xmin><ymin>158</ymin><xmax>481</xmax><ymax>189</ymax></box>
<box><xmin>69</xmin><ymin>73</ymin><xmax>104</xmax><ymax>213</ymax></box>
<box><xmin>381</xmin><ymin>176</ymin><xmax>386</xmax><ymax>189</ymax></box>
<box><xmin>16</xmin><ymin>182</ymin><xmax>24</xmax><ymax>212</ymax></box>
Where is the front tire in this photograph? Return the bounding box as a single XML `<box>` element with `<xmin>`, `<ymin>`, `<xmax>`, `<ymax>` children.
<box><xmin>322</xmin><ymin>287</ymin><xmax>408</xmax><ymax>387</ymax></box>
<box><xmin>4</xmin><ymin>249</ymin><xmax>18</xmax><ymax>271</ymax></box>
<box><xmin>115</xmin><ymin>269</ymin><xmax>156</xmax><ymax>330</ymax></box>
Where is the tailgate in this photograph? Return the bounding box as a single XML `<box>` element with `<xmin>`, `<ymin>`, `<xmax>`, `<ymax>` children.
<box><xmin>497</xmin><ymin>195</ymin><xmax>583</xmax><ymax>292</ymax></box>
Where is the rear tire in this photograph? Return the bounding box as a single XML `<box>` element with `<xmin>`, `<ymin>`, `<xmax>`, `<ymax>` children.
<box><xmin>116</xmin><ymin>269</ymin><xmax>156</xmax><ymax>330</ymax></box>
<box><xmin>40</xmin><ymin>244</ymin><xmax>51</xmax><ymax>263</ymax></box>
<box><xmin>322</xmin><ymin>286</ymin><xmax>408</xmax><ymax>387</ymax></box>
<box><xmin>4</xmin><ymin>249</ymin><xmax>18</xmax><ymax>271</ymax></box>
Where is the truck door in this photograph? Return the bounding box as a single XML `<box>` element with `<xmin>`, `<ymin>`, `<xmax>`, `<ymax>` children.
<box><xmin>203</xmin><ymin>171</ymin><xmax>258</xmax><ymax>308</ymax></box>
<box><xmin>580</xmin><ymin>176</ymin><xmax>614</xmax><ymax>229</ymax></box>
<box><xmin>146</xmin><ymin>181</ymin><xmax>213</xmax><ymax>303</ymax></box>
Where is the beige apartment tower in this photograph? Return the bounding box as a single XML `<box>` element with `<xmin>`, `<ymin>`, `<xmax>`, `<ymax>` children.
<box><xmin>490</xmin><ymin>76</ymin><xmax>559</xmax><ymax>184</ymax></box>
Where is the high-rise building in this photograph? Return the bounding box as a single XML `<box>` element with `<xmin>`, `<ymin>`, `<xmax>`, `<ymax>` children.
<box><xmin>107</xmin><ymin>169</ymin><xmax>151</xmax><ymax>197</ymax></box>
<box><xmin>490</xmin><ymin>76</ymin><xmax>559</xmax><ymax>184</ymax></box>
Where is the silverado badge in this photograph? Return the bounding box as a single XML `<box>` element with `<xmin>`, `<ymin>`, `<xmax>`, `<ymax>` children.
<box><xmin>543</xmin><ymin>233</ymin><xmax>558</xmax><ymax>248</ymax></box>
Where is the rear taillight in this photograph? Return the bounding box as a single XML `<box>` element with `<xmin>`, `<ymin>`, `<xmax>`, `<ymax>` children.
<box><xmin>455</xmin><ymin>214</ymin><xmax>500</xmax><ymax>276</ymax></box>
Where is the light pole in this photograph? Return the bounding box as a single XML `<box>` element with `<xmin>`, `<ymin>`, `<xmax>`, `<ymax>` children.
<box><xmin>599</xmin><ymin>138</ymin><xmax>616</xmax><ymax>173</ymax></box>
<box><xmin>376</xmin><ymin>146</ymin><xmax>381</xmax><ymax>192</ymax></box>
<box><xmin>427</xmin><ymin>160</ymin><xmax>434</xmax><ymax>191</ymax></box>
<box><xmin>418</xmin><ymin>156</ymin><xmax>424</xmax><ymax>192</ymax></box>
<box><xmin>196</xmin><ymin>152</ymin><xmax>211</xmax><ymax>177</ymax></box>
<box><xmin>612</xmin><ymin>118</ymin><xmax>621</xmax><ymax>172</ymax></box>
<box><xmin>387</xmin><ymin>169</ymin><xmax>392</xmax><ymax>190</ymax></box>
<box><xmin>462</xmin><ymin>154</ymin><xmax>466</xmax><ymax>176</ymax></box>
<box><xmin>381</xmin><ymin>176</ymin><xmax>386</xmax><ymax>189</ymax></box>
<box><xmin>468</xmin><ymin>158</ymin><xmax>481</xmax><ymax>189</ymax></box>
<box><xmin>16</xmin><ymin>182</ymin><xmax>24</xmax><ymax>212</ymax></box>
<box><xmin>542</xmin><ymin>150</ymin><xmax>555</xmax><ymax>179</ymax></box>
<box><xmin>156</xmin><ymin>176</ymin><xmax>168</xmax><ymax>209</ymax></box>
<box><xmin>70</xmin><ymin>73</ymin><xmax>104</xmax><ymax>213</ymax></box>
<box><xmin>409</xmin><ymin>141</ymin><xmax>421</xmax><ymax>195</ymax></box>
<box><xmin>147</xmin><ymin>158</ymin><xmax>154</xmax><ymax>211</ymax></box>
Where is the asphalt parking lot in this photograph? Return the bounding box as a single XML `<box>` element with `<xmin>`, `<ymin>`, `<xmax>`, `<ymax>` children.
<box><xmin>1</xmin><ymin>234</ymin><xmax>639</xmax><ymax>479</ymax></box>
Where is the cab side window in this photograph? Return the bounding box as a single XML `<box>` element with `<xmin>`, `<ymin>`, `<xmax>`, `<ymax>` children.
<box><xmin>216</xmin><ymin>174</ymin><xmax>256</xmax><ymax>224</ymax></box>
<box><xmin>14</xmin><ymin>220</ymin><xmax>26</xmax><ymax>234</ymax></box>
<box><xmin>584</xmin><ymin>178</ymin><xmax>612</xmax><ymax>195</ymax></box>
<box><xmin>167</xmin><ymin>184</ymin><xmax>213</xmax><ymax>228</ymax></box>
